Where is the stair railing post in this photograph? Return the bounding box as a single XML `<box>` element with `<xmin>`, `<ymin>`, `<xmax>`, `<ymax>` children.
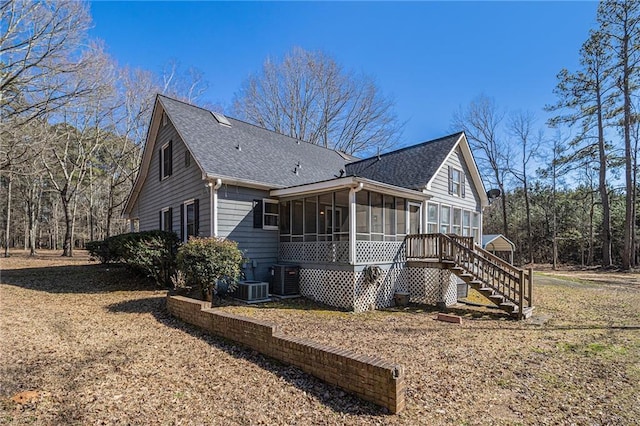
<box><xmin>528</xmin><ymin>267</ymin><xmax>533</xmax><ymax>308</ymax></box>
<box><xmin>518</xmin><ymin>269</ymin><xmax>524</xmax><ymax>320</ymax></box>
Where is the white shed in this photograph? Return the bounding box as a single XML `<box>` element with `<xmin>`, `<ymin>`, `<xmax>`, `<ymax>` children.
<box><xmin>481</xmin><ymin>234</ymin><xmax>515</xmax><ymax>263</ymax></box>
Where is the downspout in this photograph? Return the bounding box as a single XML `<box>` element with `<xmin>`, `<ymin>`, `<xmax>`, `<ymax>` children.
<box><xmin>349</xmin><ymin>182</ymin><xmax>365</xmax><ymax>265</ymax></box>
<box><xmin>208</xmin><ymin>178</ymin><xmax>222</xmax><ymax>237</ymax></box>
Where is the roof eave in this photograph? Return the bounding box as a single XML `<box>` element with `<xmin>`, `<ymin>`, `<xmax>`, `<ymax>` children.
<box><xmin>270</xmin><ymin>176</ymin><xmax>431</xmax><ymax>200</ymax></box>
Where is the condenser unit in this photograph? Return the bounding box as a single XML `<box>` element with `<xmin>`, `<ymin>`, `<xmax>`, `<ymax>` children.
<box><xmin>270</xmin><ymin>264</ymin><xmax>300</xmax><ymax>296</ymax></box>
<box><xmin>232</xmin><ymin>280</ymin><xmax>270</xmax><ymax>303</ymax></box>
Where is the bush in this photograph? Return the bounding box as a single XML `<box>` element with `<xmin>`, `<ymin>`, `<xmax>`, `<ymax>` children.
<box><xmin>176</xmin><ymin>237</ymin><xmax>244</xmax><ymax>299</ymax></box>
<box><xmin>87</xmin><ymin>231</ymin><xmax>180</xmax><ymax>286</ymax></box>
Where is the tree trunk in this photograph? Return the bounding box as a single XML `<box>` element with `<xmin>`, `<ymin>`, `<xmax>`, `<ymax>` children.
<box><xmin>622</xmin><ymin>30</ymin><xmax>633</xmax><ymax>270</ymax></box>
<box><xmin>61</xmin><ymin>190</ymin><xmax>73</xmax><ymax>257</ymax></box>
<box><xmin>4</xmin><ymin>174</ymin><xmax>12</xmax><ymax>257</ymax></box>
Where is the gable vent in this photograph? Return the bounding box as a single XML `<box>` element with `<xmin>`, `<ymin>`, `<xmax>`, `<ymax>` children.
<box><xmin>212</xmin><ymin>112</ymin><xmax>231</xmax><ymax>127</ymax></box>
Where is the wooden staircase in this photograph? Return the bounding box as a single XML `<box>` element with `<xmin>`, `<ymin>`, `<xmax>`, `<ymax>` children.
<box><xmin>405</xmin><ymin>233</ymin><xmax>534</xmax><ymax>319</ymax></box>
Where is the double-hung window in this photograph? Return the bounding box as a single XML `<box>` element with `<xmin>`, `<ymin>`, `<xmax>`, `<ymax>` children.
<box><xmin>181</xmin><ymin>199</ymin><xmax>199</xmax><ymax>242</ymax></box>
<box><xmin>448</xmin><ymin>166</ymin><xmax>465</xmax><ymax>197</ymax></box>
<box><xmin>253</xmin><ymin>199</ymin><xmax>279</xmax><ymax>230</ymax></box>
<box><xmin>160</xmin><ymin>207</ymin><xmax>173</xmax><ymax>232</ymax></box>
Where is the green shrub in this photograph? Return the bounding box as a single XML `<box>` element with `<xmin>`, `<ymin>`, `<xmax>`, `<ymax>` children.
<box><xmin>87</xmin><ymin>231</ymin><xmax>180</xmax><ymax>285</ymax></box>
<box><xmin>176</xmin><ymin>237</ymin><xmax>244</xmax><ymax>299</ymax></box>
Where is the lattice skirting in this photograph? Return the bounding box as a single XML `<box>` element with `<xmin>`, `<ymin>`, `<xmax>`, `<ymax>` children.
<box><xmin>300</xmin><ymin>265</ymin><xmax>457</xmax><ymax>313</ymax></box>
<box><xmin>300</xmin><ymin>269</ymin><xmax>355</xmax><ymax>309</ymax></box>
<box><xmin>406</xmin><ymin>267</ymin><xmax>457</xmax><ymax>306</ymax></box>
<box><xmin>354</xmin><ymin>265</ymin><xmax>408</xmax><ymax>312</ymax></box>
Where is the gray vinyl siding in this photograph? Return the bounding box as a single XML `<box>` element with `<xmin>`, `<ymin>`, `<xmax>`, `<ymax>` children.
<box><xmin>133</xmin><ymin>119</ymin><xmax>210</xmax><ymax>237</ymax></box>
<box><xmin>217</xmin><ymin>185</ymin><xmax>278</xmax><ymax>282</ymax></box>
<box><xmin>427</xmin><ymin>147</ymin><xmax>481</xmax><ymax>212</ymax></box>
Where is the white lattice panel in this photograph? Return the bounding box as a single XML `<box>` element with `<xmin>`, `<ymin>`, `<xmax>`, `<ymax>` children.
<box><xmin>407</xmin><ymin>267</ymin><xmax>456</xmax><ymax>306</ymax></box>
<box><xmin>355</xmin><ymin>241</ymin><xmax>405</xmax><ymax>264</ymax></box>
<box><xmin>300</xmin><ymin>269</ymin><xmax>354</xmax><ymax>309</ymax></box>
<box><xmin>444</xmin><ymin>273</ymin><xmax>458</xmax><ymax>306</ymax></box>
<box><xmin>280</xmin><ymin>242</ymin><xmax>349</xmax><ymax>263</ymax></box>
<box><xmin>352</xmin><ymin>264</ymin><xmax>408</xmax><ymax>312</ymax></box>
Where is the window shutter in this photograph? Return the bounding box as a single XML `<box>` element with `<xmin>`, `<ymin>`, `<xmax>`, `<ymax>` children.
<box><xmin>253</xmin><ymin>199</ymin><xmax>263</xmax><ymax>228</ymax></box>
<box><xmin>159</xmin><ymin>150</ymin><xmax>163</xmax><ymax>181</ymax></box>
<box><xmin>461</xmin><ymin>173</ymin><xmax>466</xmax><ymax>198</ymax></box>
<box><xmin>167</xmin><ymin>140</ymin><xmax>173</xmax><ymax>176</ymax></box>
<box><xmin>168</xmin><ymin>207</ymin><xmax>173</xmax><ymax>232</ymax></box>
<box><xmin>194</xmin><ymin>199</ymin><xmax>200</xmax><ymax>236</ymax></box>
<box><xmin>159</xmin><ymin>211</ymin><xmax>162</xmax><ymax>230</ymax></box>
<box><xmin>448</xmin><ymin>166</ymin><xmax>453</xmax><ymax>194</ymax></box>
<box><xmin>180</xmin><ymin>203</ymin><xmax>185</xmax><ymax>242</ymax></box>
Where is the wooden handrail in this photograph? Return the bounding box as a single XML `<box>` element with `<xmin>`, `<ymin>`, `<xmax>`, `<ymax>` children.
<box><xmin>405</xmin><ymin>233</ymin><xmax>533</xmax><ymax>313</ymax></box>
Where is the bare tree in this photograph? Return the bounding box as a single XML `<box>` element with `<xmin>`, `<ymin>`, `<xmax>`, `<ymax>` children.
<box><xmin>0</xmin><ymin>0</ymin><xmax>92</xmax><ymax>124</ymax></box>
<box><xmin>161</xmin><ymin>59</ymin><xmax>209</xmax><ymax>105</ymax></box>
<box><xmin>233</xmin><ymin>47</ymin><xmax>402</xmax><ymax>156</ymax></box>
<box><xmin>452</xmin><ymin>95</ymin><xmax>511</xmax><ymax>237</ymax></box>
<box><xmin>507</xmin><ymin>111</ymin><xmax>542</xmax><ymax>264</ymax></box>
<box><xmin>0</xmin><ymin>0</ymin><xmax>92</xmax><ymax>255</ymax></box>
<box><xmin>43</xmin><ymin>46</ymin><xmax>118</xmax><ymax>256</ymax></box>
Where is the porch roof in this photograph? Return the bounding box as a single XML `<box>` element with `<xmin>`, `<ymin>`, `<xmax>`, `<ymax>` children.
<box><xmin>269</xmin><ymin>176</ymin><xmax>431</xmax><ymax>200</ymax></box>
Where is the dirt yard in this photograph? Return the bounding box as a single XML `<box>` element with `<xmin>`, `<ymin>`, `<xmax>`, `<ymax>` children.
<box><xmin>1</xmin><ymin>251</ymin><xmax>639</xmax><ymax>425</ymax></box>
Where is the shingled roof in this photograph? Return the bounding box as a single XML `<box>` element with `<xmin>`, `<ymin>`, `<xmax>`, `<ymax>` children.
<box><xmin>159</xmin><ymin>95</ymin><xmax>351</xmax><ymax>188</ymax></box>
<box><xmin>345</xmin><ymin>132</ymin><xmax>463</xmax><ymax>190</ymax></box>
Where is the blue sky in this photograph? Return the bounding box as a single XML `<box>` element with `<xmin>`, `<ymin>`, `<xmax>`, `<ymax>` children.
<box><xmin>89</xmin><ymin>1</ymin><xmax>599</xmax><ymax>147</ymax></box>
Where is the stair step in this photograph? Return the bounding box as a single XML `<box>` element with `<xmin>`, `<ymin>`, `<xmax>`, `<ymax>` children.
<box><xmin>489</xmin><ymin>294</ymin><xmax>505</xmax><ymax>302</ymax></box>
<box><xmin>459</xmin><ymin>273</ymin><xmax>473</xmax><ymax>278</ymax></box>
<box><xmin>478</xmin><ymin>287</ymin><xmax>493</xmax><ymax>292</ymax></box>
<box><xmin>499</xmin><ymin>302</ymin><xmax>517</xmax><ymax>312</ymax></box>
<box><xmin>450</xmin><ymin>266</ymin><xmax>464</xmax><ymax>272</ymax></box>
<box><xmin>509</xmin><ymin>306</ymin><xmax>535</xmax><ymax>319</ymax></box>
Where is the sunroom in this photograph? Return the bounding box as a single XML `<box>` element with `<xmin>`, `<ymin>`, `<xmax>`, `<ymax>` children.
<box><xmin>269</xmin><ymin>176</ymin><xmax>437</xmax><ymax>311</ymax></box>
<box><xmin>271</xmin><ymin>176</ymin><xmax>429</xmax><ymax>267</ymax></box>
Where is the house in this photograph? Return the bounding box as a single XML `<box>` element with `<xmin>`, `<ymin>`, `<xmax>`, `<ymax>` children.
<box><xmin>124</xmin><ymin>95</ymin><xmax>533</xmax><ymax>318</ymax></box>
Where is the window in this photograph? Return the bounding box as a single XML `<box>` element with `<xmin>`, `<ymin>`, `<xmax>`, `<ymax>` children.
<box><xmin>370</xmin><ymin>192</ymin><xmax>383</xmax><ymax>240</ymax></box>
<box><xmin>184</xmin><ymin>150</ymin><xmax>191</xmax><ymax>168</ymax></box>
<box><xmin>160</xmin><ymin>141</ymin><xmax>173</xmax><ymax>180</ymax></box>
<box><xmin>334</xmin><ymin>190</ymin><xmax>349</xmax><ymax>240</ymax></box>
<box><xmin>463</xmin><ymin>211</ymin><xmax>471</xmax><ymax>236</ymax></box>
<box><xmin>162</xmin><ymin>111</ymin><xmax>168</xmax><ymax>127</ymax></box>
<box><xmin>452</xmin><ymin>208</ymin><xmax>462</xmax><ymax>234</ymax></box>
<box><xmin>160</xmin><ymin>207</ymin><xmax>173</xmax><ymax>232</ymax></box>
<box><xmin>291</xmin><ymin>199</ymin><xmax>303</xmax><ymax>237</ymax></box>
<box><xmin>472</xmin><ymin>212</ymin><xmax>480</xmax><ymax>242</ymax></box>
<box><xmin>448</xmin><ymin>166</ymin><xmax>465</xmax><ymax>197</ymax></box>
<box><xmin>384</xmin><ymin>195</ymin><xmax>395</xmax><ymax>240</ymax></box>
<box><xmin>279</xmin><ymin>201</ymin><xmax>290</xmax><ymax>241</ymax></box>
<box><xmin>304</xmin><ymin>197</ymin><xmax>317</xmax><ymax>241</ymax></box>
<box><xmin>356</xmin><ymin>190</ymin><xmax>370</xmax><ymax>239</ymax></box>
<box><xmin>318</xmin><ymin>193</ymin><xmax>332</xmax><ymax>240</ymax></box>
<box><xmin>440</xmin><ymin>205</ymin><xmax>450</xmax><ymax>233</ymax></box>
<box><xmin>396</xmin><ymin>198</ymin><xmax>406</xmax><ymax>238</ymax></box>
<box><xmin>427</xmin><ymin>203</ymin><xmax>439</xmax><ymax>233</ymax></box>
<box><xmin>181</xmin><ymin>199</ymin><xmax>199</xmax><ymax>242</ymax></box>
<box><xmin>263</xmin><ymin>199</ymin><xmax>279</xmax><ymax>230</ymax></box>
<box><xmin>254</xmin><ymin>199</ymin><xmax>279</xmax><ymax>230</ymax></box>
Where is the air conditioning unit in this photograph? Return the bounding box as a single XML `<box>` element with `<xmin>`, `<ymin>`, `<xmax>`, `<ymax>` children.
<box><xmin>270</xmin><ymin>264</ymin><xmax>300</xmax><ymax>296</ymax></box>
<box><xmin>232</xmin><ymin>280</ymin><xmax>270</xmax><ymax>303</ymax></box>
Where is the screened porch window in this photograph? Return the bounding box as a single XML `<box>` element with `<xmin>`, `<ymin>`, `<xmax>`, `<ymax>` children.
<box><xmin>427</xmin><ymin>203</ymin><xmax>438</xmax><ymax>233</ymax></box>
<box><xmin>279</xmin><ymin>190</ymin><xmax>350</xmax><ymax>243</ymax></box>
<box><xmin>440</xmin><ymin>205</ymin><xmax>451</xmax><ymax>233</ymax></box>
<box><xmin>452</xmin><ymin>208</ymin><xmax>462</xmax><ymax>234</ymax></box>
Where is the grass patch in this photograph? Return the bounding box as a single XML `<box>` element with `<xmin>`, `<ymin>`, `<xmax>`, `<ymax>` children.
<box><xmin>557</xmin><ymin>341</ymin><xmax>629</xmax><ymax>358</ymax></box>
